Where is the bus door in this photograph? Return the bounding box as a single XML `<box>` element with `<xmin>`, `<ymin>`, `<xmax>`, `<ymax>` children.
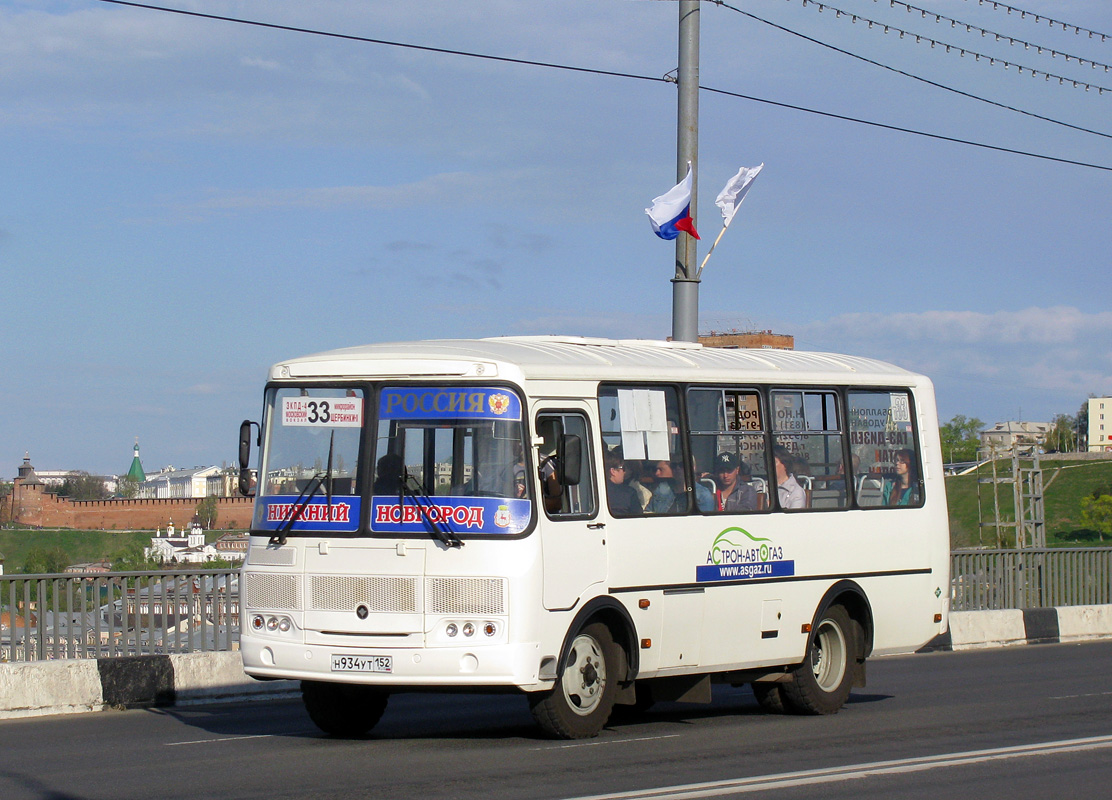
<box><xmin>534</xmin><ymin>407</ymin><xmax>604</xmax><ymax>611</ymax></box>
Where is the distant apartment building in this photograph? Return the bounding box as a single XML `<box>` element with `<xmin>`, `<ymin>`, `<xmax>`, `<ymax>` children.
<box><xmin>1089</xmin><ymin>397</ymin><xmax>1112</xmax><ymax>453</ymax></box>
<box><xmin>979</xmin><ymin>421</ymin><xmax>1051</xmax><ymax>455</ymax></box>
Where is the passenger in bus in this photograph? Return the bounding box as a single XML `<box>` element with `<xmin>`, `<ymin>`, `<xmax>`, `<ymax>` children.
<box><xmin>690</xmin><ymin>456</ymin><xmax>716</xmax><ymax>512</ymax></box>
<box><xmin>629</xmin><ymin>462</ymin><xmax>654</xmax><ymax>509</ymax></box>
<box><xmin>773</xmin><ymin>446</ymin><xmax>807</xmax><ymax>509</ymax></box>
<box><xmin>714</xmin><ymin>451</ymin><xmax>758</xmax><ymax>511</ymax></box>
<box><xmin>648</xmin><ymin>460</ymin><xmax>687</xmax><ymax>513</ymax></box>
<box><xmin>883</xmin><ymin>449</ymin><xmax>920</xmax><ymax>506</ymax></box>
<box><xmin>372</xmin><ymin>453</ymin><xmax>404</xmax><ymax>495</ymax></box>
<box><xmin>604</xmin><ymin>449</ymin><xmax>643</xmax><ymax>516</ymax></box>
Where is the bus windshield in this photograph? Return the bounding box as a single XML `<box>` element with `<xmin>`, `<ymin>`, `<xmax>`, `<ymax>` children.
<box><xmin>369</xmin><ymin>386</ymin><xmax>532</xmax><ymax>537</ymax></box>
<box><xmin>253</xmin><ymin>386</ymin><xmax>366</xmax><ymax>535</ymax></box>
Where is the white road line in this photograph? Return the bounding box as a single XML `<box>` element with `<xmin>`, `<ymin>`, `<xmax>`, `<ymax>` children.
<box><xmin>166</xmin><ymin>734</ymin><xmax>277</xmax><ymax>746</ymax></box>
<box><xmin>534</xmin><ymin>735</ymin><xmax>684</xmax><ymax>751</ymax></box>
<box><xmin>559</xmin><ymin>734</ymin><xmax>1112</xmax><ymax>800</ymax></box>
<box><xmin>1049</xmin><ymin>691</ymin><xmax>1112</xmax><ymax>700</ymax></box>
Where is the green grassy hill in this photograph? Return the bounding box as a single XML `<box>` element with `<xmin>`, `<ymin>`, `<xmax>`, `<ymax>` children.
<box><xmin>0</xmin><ymin>528</ymin><xmax>240</xmax><ymax>573</ymax></box>
<box><xmin>946</xmin><ymin>458</ymin><xmax>1112</xmax><ymax>549</ymax></box>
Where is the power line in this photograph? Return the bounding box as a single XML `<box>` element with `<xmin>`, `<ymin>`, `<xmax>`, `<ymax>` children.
<box><xmin>93</xmin><ymin>0</ymin><xmax>1112</xmax><ymax>172</ymax></box>
<box><xmin>775</xmin><ymin>0</ymin><xmax>1112</xmax><ymax>93</ymax></box>
<box><xmin>700</xmin><ymin>84</ymin><xmax>1112</xmax><ymax>170</ymax></box>
<box><xmin>881</xmin><ymin>0</ymin><xmax>1112</xmax><ymax>71</ymax></box>
<box><xmin>962</xmin><ymin>0</ymin><xmax>1112</xmax><ymax>42</ymax></box>
<box><xmin>710</xmin><ymin>0</ymin><xmax>1112</xmax><ymax>139</ymax></box>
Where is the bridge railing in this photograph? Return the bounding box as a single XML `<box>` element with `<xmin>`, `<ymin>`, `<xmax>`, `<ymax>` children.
<box><xmin>3</xmin><ymin>552</ymin><xmax>1112</xmax><ymax>661</ymax></box>
<box><xmin>0</xmin><ymin>569</ymin><xmax>238</xmax><ymax>663</ymax></box>
<box><xmin>950</xmin><ymin>548</ymin><xmax>1112</xmax><ymax>611</ymax></box>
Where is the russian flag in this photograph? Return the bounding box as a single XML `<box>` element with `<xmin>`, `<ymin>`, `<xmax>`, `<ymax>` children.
<box><xmin>646</xmin><ymin>166</ymin><xmax>700</xmax><ymax>240</ymax></box>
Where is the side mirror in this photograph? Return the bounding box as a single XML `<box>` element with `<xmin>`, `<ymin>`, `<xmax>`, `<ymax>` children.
<box><xmin>560</xmin><ymin>434</ymin><xmax>582</xmax><ymax>486</ymax></box>
<box><xmin>238</xmin><ymin>420</ymin><xmax>257</xmax><ymax>497</ymax></box>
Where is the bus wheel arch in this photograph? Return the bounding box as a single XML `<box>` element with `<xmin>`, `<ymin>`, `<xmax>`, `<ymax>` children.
<box><xmin>781</xmin><ymin>581</ymin><xmax>872</xmax><ymax>715</ymax></box>
<box><xmin>530</xmin><ymin>597</ymin><xmax>638</xmax><ymax>739</ymax></box>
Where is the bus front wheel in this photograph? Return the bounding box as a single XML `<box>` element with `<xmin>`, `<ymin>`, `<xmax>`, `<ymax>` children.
<box><xmin>530</xmin><ymin>622</ymin><xmax>619</xmax><ymax>739</ymax></box>
<box><xmin>301</xmin><ymin>680</ymin><xmax>389</xmax><ymax>737</ymax></box>
<box><xmin>782</xmin><ymin>604</ymin><xmax>855</xmax><ymax>715</ymax></box>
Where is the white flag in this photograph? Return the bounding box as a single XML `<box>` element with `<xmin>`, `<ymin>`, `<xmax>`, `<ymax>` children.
<box><xmin>714</xmin><ymin>164</ymin><xmax>763</xmax><ymax>228</ymax></box>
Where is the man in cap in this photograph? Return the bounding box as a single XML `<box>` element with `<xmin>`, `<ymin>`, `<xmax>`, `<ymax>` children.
<box><xmin>714</xmin><ymin>451</ymin><xmax>758</xmax><ymax>512</ymax></box>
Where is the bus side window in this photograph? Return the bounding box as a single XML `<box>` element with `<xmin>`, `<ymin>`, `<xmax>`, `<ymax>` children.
<box><xmin>847</xmin><ymin>390</ymin><xmax>923</xmax><ymax>509</ymax></box>
<box><xmin>599</xmin><ymin>385</ymin><xmax>687</xmax><ymax>516</ymax></box>
<box><xmin>771</xmin><ymin>390</ymin><xmax>847</xmax><ymax>511</ymax></box>
<box><xmin>536</xmin><ymin>412</ymin><xmax>597</xmax><ymax>519</ymax></box>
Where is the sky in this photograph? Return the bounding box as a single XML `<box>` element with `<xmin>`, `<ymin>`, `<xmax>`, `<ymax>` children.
<box><xmin>2</xmin><ymin>0</ymin><xmax>1110</xmax><ymax>477</ymax></box>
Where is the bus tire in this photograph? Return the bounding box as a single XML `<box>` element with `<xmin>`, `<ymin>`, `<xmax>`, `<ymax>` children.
<box><xmin>782</xmin><ymin>604</ymin><xmax>855</xmax><ymax>715</ymax></box>
<box><xmin>751</xmin><ymin>682</ymin><xmax>786</xmax><ymax>713</ymax></box>
<box><xmin>301</xmin><ymin>680</ymin><xmax>389</xmax><ymax>737</ymax></box>
<box><xmin>529</xmin><ymin>622</ymin><xmax>618</xmax><ymax>739</ymax></box>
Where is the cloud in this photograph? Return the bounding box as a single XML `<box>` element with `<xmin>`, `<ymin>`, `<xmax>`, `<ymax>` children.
<box><xmin>777</xmin><ymin>307</ymin><xmax>1112</xmax><ymax>418</ymax></box>
<box><xmin>182</xmin><ymin>169</ymin><xmax>539</xmax><ymax>214</ymax></box>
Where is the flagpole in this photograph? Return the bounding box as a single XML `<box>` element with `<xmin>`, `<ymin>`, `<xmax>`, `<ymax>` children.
<box><xmin>671</xmin><ymin>0</ymin><xmax>700</xmax><ymax>343</ymax></box>
<box><xmin>694</xmin><ymin>224</ymin><xmax>729</xmax><ymax>280</ymax></box>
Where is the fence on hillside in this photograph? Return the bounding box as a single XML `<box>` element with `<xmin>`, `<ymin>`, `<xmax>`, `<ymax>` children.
<box><xmin>2</xmin><ymin>551</ymin><xmax>1112</xmax><ymax>662</ymax></box>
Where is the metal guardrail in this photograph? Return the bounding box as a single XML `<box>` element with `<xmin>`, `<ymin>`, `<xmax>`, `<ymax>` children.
<box><xmin>0</xmin><ymin>569</ymin><xmax>239</xmax><ymax>663</ymax></box>
<box><xmin>950</xmin><ymin>548</ymin><xmax>1112</xmax><ymax>611</ymax></box>
<box><xmin>2</xmin><ymin>552</ymin><xmax>1111</xmax><ymax>661</ymax></box>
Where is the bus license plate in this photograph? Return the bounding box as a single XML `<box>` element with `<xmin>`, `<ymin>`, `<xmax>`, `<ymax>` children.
<box><xmin>331</xmin><ymin>654</ymin><xmax>392</xmax><ymax>673</ymax></box>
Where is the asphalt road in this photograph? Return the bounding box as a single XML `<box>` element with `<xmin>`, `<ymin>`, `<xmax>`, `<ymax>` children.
<box><xmin>2</xmin><ymin>641</ymin><xmax>1112</xmax><ymax>800</ymax></box>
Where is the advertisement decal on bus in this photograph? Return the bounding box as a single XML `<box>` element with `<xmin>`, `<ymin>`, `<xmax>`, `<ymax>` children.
<box><xmin>696</xmin><ymin>526</ymin><xmax>795</xmax><ymax>582</ymax></box>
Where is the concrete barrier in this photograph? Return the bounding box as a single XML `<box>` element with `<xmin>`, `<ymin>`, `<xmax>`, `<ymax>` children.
<box><xmin>0</xmin><ymin>651</ymin><xmax>296</xmax><ymax>720</ymax></box>
<box><xmin>4</xmin><ymin>604</ymin><xmax>1112</xmax><ymax>720</ymax></box>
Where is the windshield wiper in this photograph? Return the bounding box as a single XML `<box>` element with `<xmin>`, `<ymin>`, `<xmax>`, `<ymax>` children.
<box><xmin>270</xmin><ymin>432</ymin><xmax>335</xmax><ymax>547</ymax></box>
<box><xmin>401</xmin><ymin>470</ymin><xmax>463</xmax><ymax>549</ymax></box>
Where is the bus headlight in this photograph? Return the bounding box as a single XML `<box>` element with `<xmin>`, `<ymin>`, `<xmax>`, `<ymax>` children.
<box><xmin>462</xmin><ymin>622</ymin><xmax>475</xmax><ymax>637</ymax></box>
<box><xmin>446</xmin><ymin>623</ymin><xmax>458</xmax><ymax>638</ymax></box>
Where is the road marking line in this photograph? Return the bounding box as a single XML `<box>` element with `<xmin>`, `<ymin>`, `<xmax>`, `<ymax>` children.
<box><xmin>535</xmin><ymin>734</ymin><xmax>683</xmax><ymax>751</ymax></box>
<box><xmin>1049</xmin><ymin>691</ymin><xmax>1112</xmax><ymax>700</ymax></box>
<box><xmin>559</xmin><ymin>734</ymin><xmax>1112</xmax><ymax>799</ymax></box>
<box><xmin>167</xmin><ymin>734</ymin><xmax>276</xmax><ymax>746</ymax></box>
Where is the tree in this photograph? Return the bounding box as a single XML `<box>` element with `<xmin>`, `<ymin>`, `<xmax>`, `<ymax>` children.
<box><xmin>111</xmin><ymin>543</ymin><xmax>163</xmax><ymax>572</ymax></box>
<box><xmin>1077</xmin><ymin>396</ymin><xmax>1095</xmax><ymax>451</ymax></box>
<box><xmin>1046</xmin><ymin>413</ymin><xmax>1077</xmax><ymax>453</ymax></box>
<box><xmin>116</xmin><ymin>475</ymin><xmax>139</xmax><ymax>499</ymax></box>
<box><xmin>1080</xmin><ymin>490</ymin><xmax>1112</xmax><ymax>543</ymax></box>
<box><xmin>939</xmin><ymin>415</ymin><xmax>985</xmax><ymax>463</ymax></box>
<box><xmin>54</xmin><ymin>471</ymin><xmax>110</xmax><ymax>501</ymax></box>
<box><xmin>21</xmin><ymin>546</ymin><xmax>71</xmax><ymax>574</ymax></box>
<box><xmin>196</xmin><ymin>496</ymin><xmax>219</xmax><ymax>530</ymax></box>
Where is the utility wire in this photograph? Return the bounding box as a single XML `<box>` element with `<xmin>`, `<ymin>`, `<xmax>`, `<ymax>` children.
<box><xmin>756</xmin><ymin>0</ymin><xmax>1112</xmax><ymax>94</ymax></box>
<box><xmin>879</xmin><ymin>0</ymin><xmax>1112</xmax><ymax>69</ymax></box>
<box><xmin>962</xmin><ymin>0</ymin><xmax>1112</xmax><ymax>42</ymax></box>
<box><xmin>94</xmin><ymin>0</ymin><xmax>1112</xmax><ymax>172</ymax></box>
<box><xmin>710</xmin><ymin>0</ymin><xmax>1112</xmax><ymax>139</ymax></box>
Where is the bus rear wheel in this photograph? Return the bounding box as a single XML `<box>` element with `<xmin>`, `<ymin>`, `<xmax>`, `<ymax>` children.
<box><xmin>301</xmin><ymin>680</ymin><xmax>389</xmax><ymax>737</ymax></box>
<box><xmin>782</xmin><ymin>604</ymin><xmax>855</xmax><ymax>715</ymax></box>
<box><xmin>530</xmin><ymin>622</ymin><xmax>618</xmax><ymax>739</ymax></box>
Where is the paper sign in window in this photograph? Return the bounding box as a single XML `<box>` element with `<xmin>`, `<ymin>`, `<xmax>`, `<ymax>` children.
<box><xmin>617</xmin><ymin>389</ymin><xmax>670</xmax><ymax>461</ymax></box>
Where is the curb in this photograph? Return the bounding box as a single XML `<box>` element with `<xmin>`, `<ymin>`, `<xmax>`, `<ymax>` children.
<box><xmin>0</xmin><ymin>652</ymin><xmax>296</xmax><ymax>720</ymax></box>
<box><xmin>918</xmin><ymin>604</ymin><xmax>1112</xmax><ymax>652</ymax></box>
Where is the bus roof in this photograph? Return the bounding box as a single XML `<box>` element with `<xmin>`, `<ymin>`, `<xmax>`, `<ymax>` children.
<box><xmin>271</xmin><ymin>336</ymin><xmax>926</xmax><ymax>386</ymax></box>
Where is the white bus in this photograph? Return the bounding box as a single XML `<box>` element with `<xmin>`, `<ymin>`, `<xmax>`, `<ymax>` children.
<box><xmin>238</xmin><ymin>336</ymin><xmax>949</xmax><ymax>739</ymax></box>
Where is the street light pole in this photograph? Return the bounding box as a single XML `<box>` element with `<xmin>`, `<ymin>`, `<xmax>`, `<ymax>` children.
<box><xmin>671</xmin><ymin>0</ymin><xmax>700</xmax><ymax>343</ymax></box>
